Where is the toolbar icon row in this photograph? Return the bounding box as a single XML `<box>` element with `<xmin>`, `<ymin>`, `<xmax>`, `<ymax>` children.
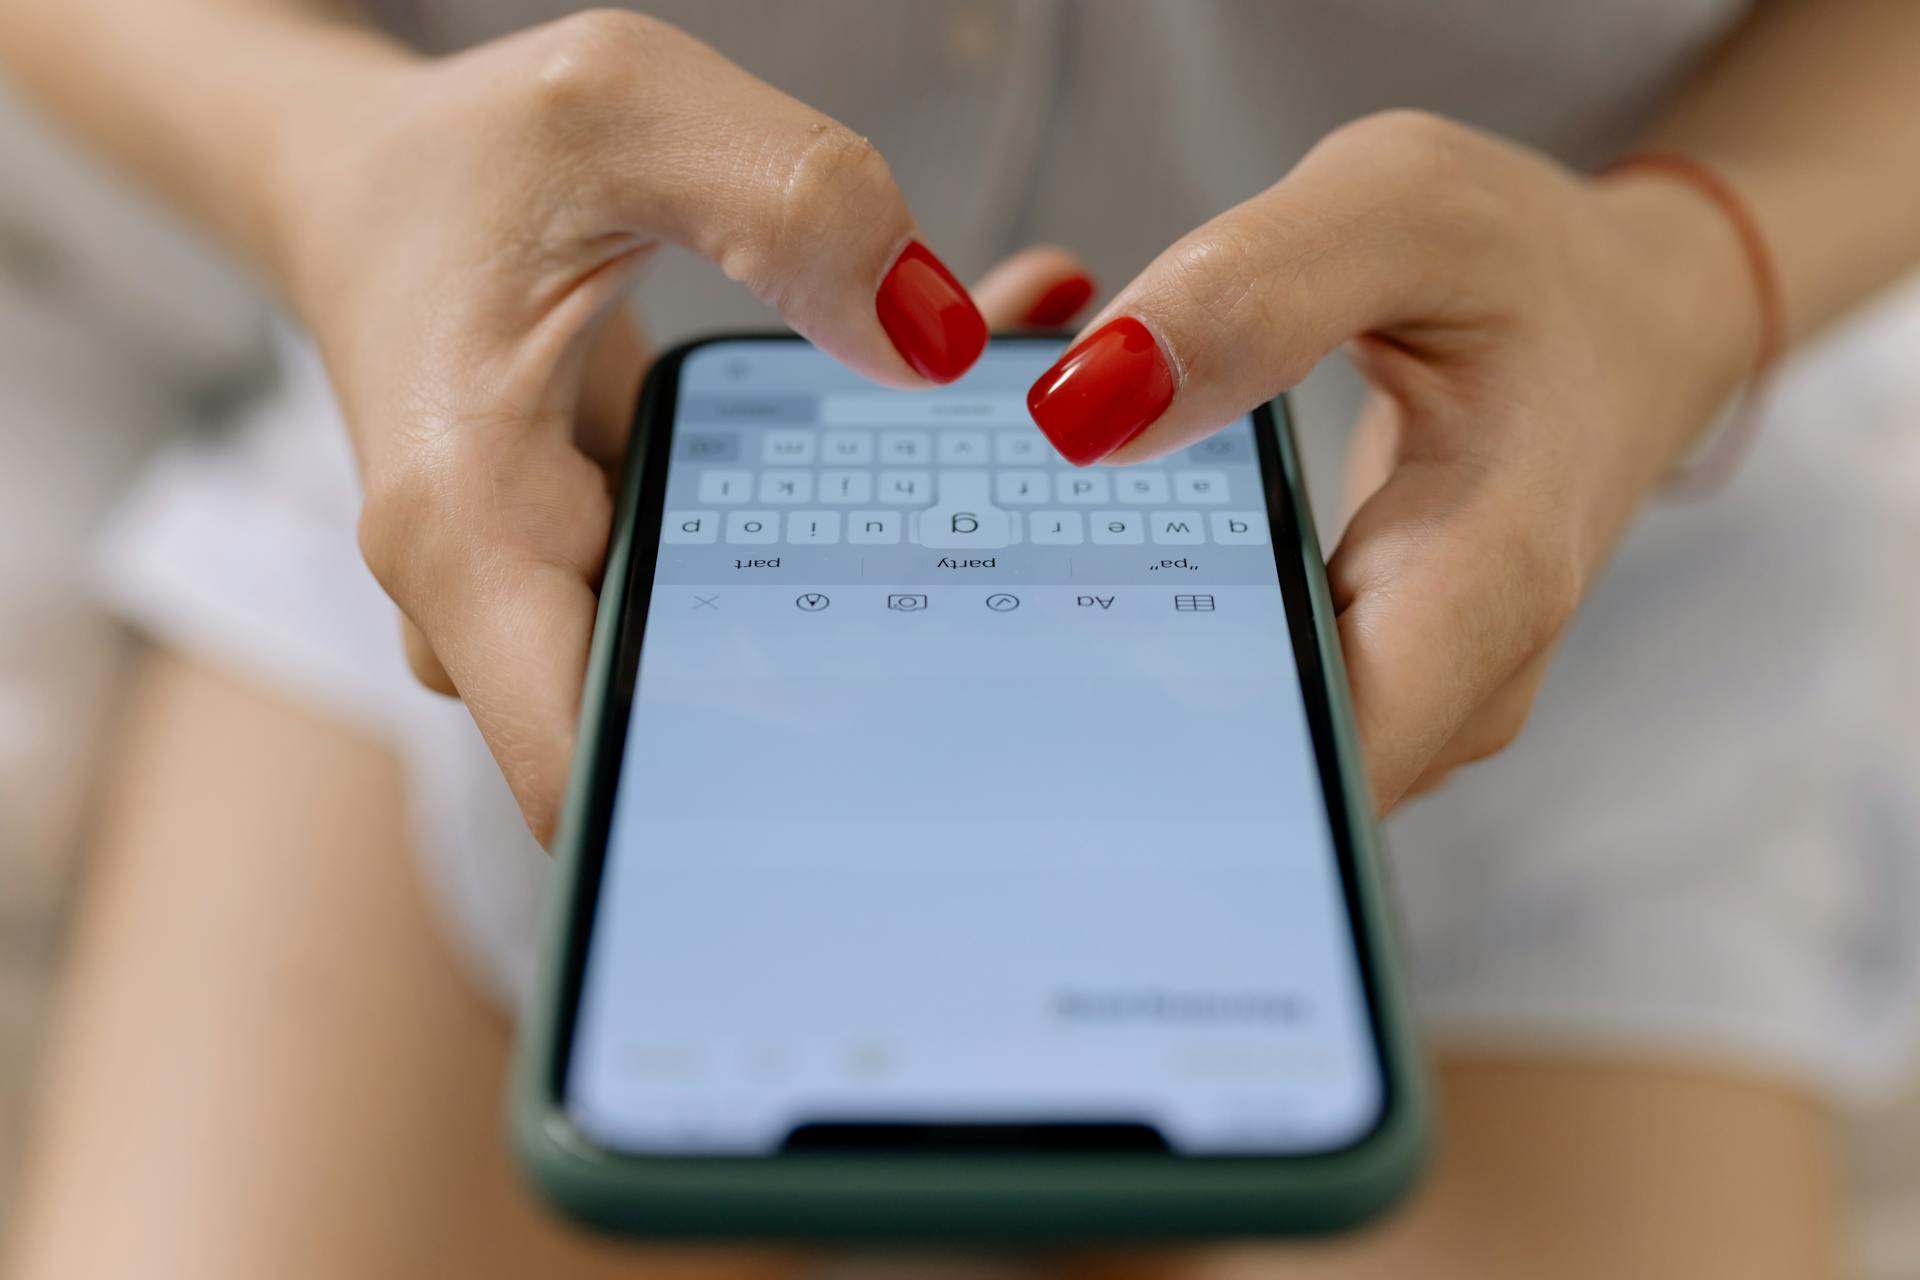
<box><xmin>766</xmin><ymin>593</ymin><xmax>1220</xmax><ymax>613</ymax></box>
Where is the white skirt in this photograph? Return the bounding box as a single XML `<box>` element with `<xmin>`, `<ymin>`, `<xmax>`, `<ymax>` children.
<box><xmin>95</xmin><ymin>280</ymin><xmax>1920</xmax><ymax>1106</ymax></box>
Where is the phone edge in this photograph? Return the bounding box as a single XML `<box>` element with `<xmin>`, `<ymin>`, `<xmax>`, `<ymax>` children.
<box><xmin>508</xmin><ymin>334</ymin><xmax>1434</xmax><ymax>1242</ymax></box>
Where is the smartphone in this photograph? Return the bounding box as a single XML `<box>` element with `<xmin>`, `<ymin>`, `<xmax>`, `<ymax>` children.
<box><xmin>513</xmin><ymin>334</ymin><xmax>1428</xmax><ymax>1242</ymax></box>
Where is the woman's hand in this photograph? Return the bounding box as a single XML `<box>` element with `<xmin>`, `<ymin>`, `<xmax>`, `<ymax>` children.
<box><xmin>264</xmin><ymin>11</ymin><xmax>1088</xmax><ymax>842</ymax></box>
<box><xmin>1027</xmin><ymin>111</ymin><xmax>1760</xmax><ymax>811</ymax></box>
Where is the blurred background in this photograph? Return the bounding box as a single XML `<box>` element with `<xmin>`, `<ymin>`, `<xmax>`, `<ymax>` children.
<box><xmin>3</xmin><ymin>22</ymin><xmax>1920</xmax><ymax>1273</ymax></box>
<box><xmin>0</xmin><ymin>72</ymin><xmax>267</xmax><ymax>1235</ymax></box>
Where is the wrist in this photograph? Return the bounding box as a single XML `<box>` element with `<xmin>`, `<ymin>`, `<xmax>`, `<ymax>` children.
<box><xmin>1590</xmin><ymin>170</ymin><xmax>1766</xmax><ymax>453</ymax></box>
<box><xmin>249</xmin><ymin>25</ymin><xmax>422</xmax><ymax>317</ymax></box>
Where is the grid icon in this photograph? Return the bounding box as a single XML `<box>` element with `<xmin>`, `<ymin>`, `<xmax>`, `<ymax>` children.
<box><xmin>1173</xmin><ymin>594</ymin><xmax>1216</xmax><ymax>612</ymax></box>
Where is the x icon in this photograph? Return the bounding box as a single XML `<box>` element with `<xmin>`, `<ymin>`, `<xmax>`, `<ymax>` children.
<box><xmin>692</xmin><ymin>594</ymin><xmax>719</xmax><ymax>610</ymax></box>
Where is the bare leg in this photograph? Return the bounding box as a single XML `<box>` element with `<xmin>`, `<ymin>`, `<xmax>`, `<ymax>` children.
<box><xmin>5</xmin><ymin>651</ymin><xmax>804</xmax><ymax>1280</ymax></box>
<box><xmin>1066</xmin><ymin>1053</ymin><xmax>1840</xmax><ymax>1280</ymax></box>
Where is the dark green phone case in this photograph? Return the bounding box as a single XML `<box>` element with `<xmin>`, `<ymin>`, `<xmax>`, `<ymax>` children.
<box><xmin>512</xmin><ymin>335</ymin><xmax>1430</xmax><ymax>1243</ymax></box>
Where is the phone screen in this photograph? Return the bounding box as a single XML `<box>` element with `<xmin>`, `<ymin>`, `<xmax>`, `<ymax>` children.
<box><xmin>561</xmin><ymin>337</ymin><xmax>1386</xmax><ymax>1158</ymax></box>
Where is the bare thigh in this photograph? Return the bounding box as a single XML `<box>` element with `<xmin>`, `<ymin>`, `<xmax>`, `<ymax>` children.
<box><xmin>5</xmin><ymin>651</ymin><xmax>804</xmax><ymax>1280</ymax></box>
<box><xmin>1065</xmin><ymin>1057</ymin><xmax>1840</xmax><ymax>1280</ymax></box>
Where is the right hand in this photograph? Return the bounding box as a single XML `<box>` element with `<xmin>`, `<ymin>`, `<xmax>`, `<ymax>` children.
<box><xmin>260</xmin><ymin>11</ymin><xmax>1034</xmax><ymax>842</ymax></box>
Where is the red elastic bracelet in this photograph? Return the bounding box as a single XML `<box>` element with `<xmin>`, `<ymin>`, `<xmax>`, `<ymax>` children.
<box><xmin>1602</xmin><ymin>150</ymin><xmax>1786</xmax><ymax>495</ymax></box>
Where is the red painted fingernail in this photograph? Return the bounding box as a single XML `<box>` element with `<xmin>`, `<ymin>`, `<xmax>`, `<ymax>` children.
<box><xmin>1026</xmin><ymin>317</ymin><xmax>1175</xmax><ymax>465</ymax></box>
<box><xmin>875</xmin><ymin>240</ymin><xmax>987</xmax><ymax>383</ymax></box>
<box><xmin>1022</xmin><ymin>273</ymin><xmax>1096</xmax><ymax>327</ymax></box>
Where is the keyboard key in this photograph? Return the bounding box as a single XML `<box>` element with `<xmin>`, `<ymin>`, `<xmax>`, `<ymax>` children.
<box><xmin>1056</xmin><ymin>471</ymin><xmax>1110</xmax><ymax>504</ymax></box>
<box><xmin>1029</xmin><ymin>511</ymin><xmax>1084</xmax><ymax>544</ymax></box>
<box><xmin>878</xmin><ymin>470</ymin><xmax>932</xmax><ymax>504</ymax></box>
<box><xmin>758</xmin><ymin>470</ymin><xmax>813</xmax><ymax>503</ymax></box>
<box><xmin>725</xmin><ymin>510</ymin><xmax>780</xmax><ymax>544</ymax></box>
<box><xmin>1211</xmin><ymin>510</ymin><xmax>1268</xmax><ymax>544</ymax></box>
<box><xmin>1149</xmin><ymin>510</ymin><xmax>1206</xmax><ymax>544</ymax></box>
<box><xmin>678</xmin><ymin>432</ymin><xmax>740</xmax><ymax>464</ymax></box>
<box><xmin>785</xmin><ymin>511</ymin><xmax>840</xmax><ymax>545</ymax></box>
<box><xmin>995</xmin><ymin>469</ymin><xmax>1050</xmax><ymax>505</ymax></box>
<box><xmin>820</xmin><ymin>430</ymin><xmax>874</xmax><ymax>463</ymax></box>
<box><xmin>697</xmin><ymin>469</ymin><xmax>754</xmax><ymax>504</ymax></box>
<box><xmin>935</xmin><ymin>431</ymin><xmax>990</xmax><ymax>464</ymax></box>
<box><xmin>1173</xmin><ymin>469</ymin><xmax>1230</xmax><ymax>504</ymax></box>
<box><xmin>917</xmin><ymin>470</ymin><xmax>1012</xmax><ymax>549</ymax></box>
<box><xmin>1113</xmin><ymin>470</ymin><xmax>1169</xmax><ymax>504</ymax></box>
<box><xmin>761</xmin><ymin>430</ymin><xmax>816</xmax><ymax>465</ymax></box>
<box><xmin>1183</xmin><ymin>433</ymin><xmax>1250</xmax><ymax>463</ymax></box>
<box><xmin>878</xmin><ymin>431</ymin><xmax>932</xmax><ymax>464</ymax></box>
<box><xmin>994</xmin><ymin>432</ymin><xmax>1050</xmax><ymax>464</ymax></box>
<box><xmin>818</xmin><ymin>470</ymin><xmax>873</xmax><ymax>504</ymax></box>
<box><xmin>1089</xmin><ymin>511</ymin><xmax>1143</xmax><ymax>544</ymax></box>
<box><xmin>663</xmin><ymin>510</ymin><xmax>719</xmax><ymax>544</ymax></box>
<box><xmin>847</xmin><ymin>511</ymin><xmax>902</xmax><ymax>544</ymax></box>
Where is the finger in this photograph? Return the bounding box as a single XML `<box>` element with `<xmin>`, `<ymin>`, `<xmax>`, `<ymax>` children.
<box><xmin>1417</xmin><ymin>640</ymin><xmax>1556</xmax><ymax>777</ymax></box>
<box><xmin>970</xmin><ymin>246</ymin><xmax>1097</xmax><ymax>330</ymax></box>
<box><xmin>1392</xmin><ymin>645</ymin><xmax>1555</xmax><ymax>810</ymax></box>
<box><xmin>1400</xmin><ymin>764</ymin><xmax>1456</xmax><ymax>804</ymax></box>
<box><xmin>574</xmin><ymin>301</ymin><xmax>653</xmax><ymax>469</ymax></box>
<box><xmin>525</xmin><ymin>12</ymin><xmax>985</xmax><ymax>386</ymax></box>
<box><xmin>444</xmin><ymin>554</ymin><xmax>600</xmax><ymax>847</ymax></box>
<box><xmin>1329</xmin><ymin>448</ymin><xmax>1580</xmax><ymax>812</ymax></box>
<box><xmin>401</xmin><ymin>614</ymin><xmax>459</xmax><ymax>697</ymax></box>
<box><xmin>360</xmin><ymin>254</ymin><xmax>618</xmax><ymax>844</ymax></box>
<box><xmin>379</xmin><ymin>288</ymin><xmax>641</xmax><ymax>769</ymax></box>
<box><xmin>362</xmin><ymin>425</ymin><xmax>611</xmax><ymax>845</ymax></box>
<box><xmin>1024</xmin><ymin>112</ymin><xmax>1510</xmax><ymax>465</ymax></box>
<box><xmin>1339</xmin><ymin>387</ymin><xmax>1402</xmax><ymax>526</ymax></box>
<box><xmin>1336</xmin><ymin>387</ymin><xmax>1554</xmax><ymax>816</ymax></box>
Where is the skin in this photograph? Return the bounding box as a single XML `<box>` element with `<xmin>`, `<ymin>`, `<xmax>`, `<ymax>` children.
<box><xmin>1</xmin><ymin>0</ymin><xmax>1917</xmax><ymax>1274</ymax></box>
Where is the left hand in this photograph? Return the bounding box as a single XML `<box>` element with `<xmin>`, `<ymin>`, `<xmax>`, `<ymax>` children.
<box><xmin>1025</xmin><ymin>111</ymin><xmax>1759</xmax><ymax>811</ymax></box>
<box><xmin>392</xmin><ymin>240</ymin><xmax>1096</xmax><ymax>801</ymax></box>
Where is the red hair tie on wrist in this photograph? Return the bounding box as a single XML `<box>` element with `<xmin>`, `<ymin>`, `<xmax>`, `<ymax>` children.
<box><xmin>1603</xmin><ymin>151</ymin><xmax>1786</xmax><ymax>496</ymax></box>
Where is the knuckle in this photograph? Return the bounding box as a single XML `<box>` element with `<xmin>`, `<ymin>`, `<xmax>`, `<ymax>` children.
<box><xmin>403</xmin><ymin>646</ymin><xmax>440</xmax><ymax>687</ymax></box>
<box><xmin>1315</xmin><ymin>109</ymin><xmax>1512</xmax><ymax>252</ymax></box>
<box><xmin>522</xmin><ymin>9</ymin><xmax>664</xmax><ymax>119</ymax></box>
<box><xmin>1486</xmin><ymin>700</ymin><xmax>1532</xmax><ymax>755</ymax></box>
<box><xmin>356</xmin><ymin>457</ymin><xmax>444</xmax><ymax>600</ymax></box>
<box><xmin>1151</xmin><ymin>215</ymin><xmax>1317</xmax><ymax>385</ymax></box>
<box><xmin>1331</xmin><ymin>109</ymin><xmax>1468</xmax><ymax>159</ymax></box>
<box><xmin>1508</xmin><ymin>531</ymin><xmax>1583</xmax><ymax>651</ymax></box>
<box><xmin>1159</xmin><ymin>223</ymin><xmax>1265</xmax><ymax>318</ymax></box>
<box><xmin>1460</xmin><ymin>712</ymin><xmax>1526</xmax><ymax>765</ymax></box>
<box><xmin>1449</xmin><ymin>683</ymin><xmax>1544</xmax><ymax>771</ymax></box>
<box><xmin>355</xmin><ymin>429</ymin><xmax>492</xmax><ymax>600</ymax></box>
<box><xmin>1319</xmin><ymin>110</ymin><xmax>1482</xmax><ymax>194</ymax></box>
<box><xmin>721</xmin><ymin>122</ymin><xmax>897</xmax><ymax>301</ymax></box>
<box><xmin>404</xmin><ymin>637</ymin><xmax>459</xmax><ymax>698</ymax></box>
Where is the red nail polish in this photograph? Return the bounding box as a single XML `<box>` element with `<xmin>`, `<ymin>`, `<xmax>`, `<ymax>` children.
<box><xmin>1026</xmin><ymin>317</ymin><xmax>1175</xmax><ymax>465</ymax></box>
<box><xmin>875</xmin><ymin>241</ymin><xmax>987</xmax><ymax>383</ymax></box>
<box><xmin>1022</xmin><ymin>274</ymin><xmax>1096</xmax><ymax>327</ymax></box>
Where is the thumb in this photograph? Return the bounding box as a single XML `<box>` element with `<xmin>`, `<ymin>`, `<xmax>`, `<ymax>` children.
<box><xmin>1024</xmin><ymin>112</ymin><xmax>1501</xmax><ymax>465</ymax></box>
<box><xmin>553</xmin><ymin>13</ymin><xmax>987</xmax><ymax>384</ymax></box>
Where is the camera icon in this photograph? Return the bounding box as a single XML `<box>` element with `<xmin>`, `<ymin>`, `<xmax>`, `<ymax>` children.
<box><xmin>887</xmin><ymin>593</ymin><xmax>929</xmax><ymax>612</ymax></box>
